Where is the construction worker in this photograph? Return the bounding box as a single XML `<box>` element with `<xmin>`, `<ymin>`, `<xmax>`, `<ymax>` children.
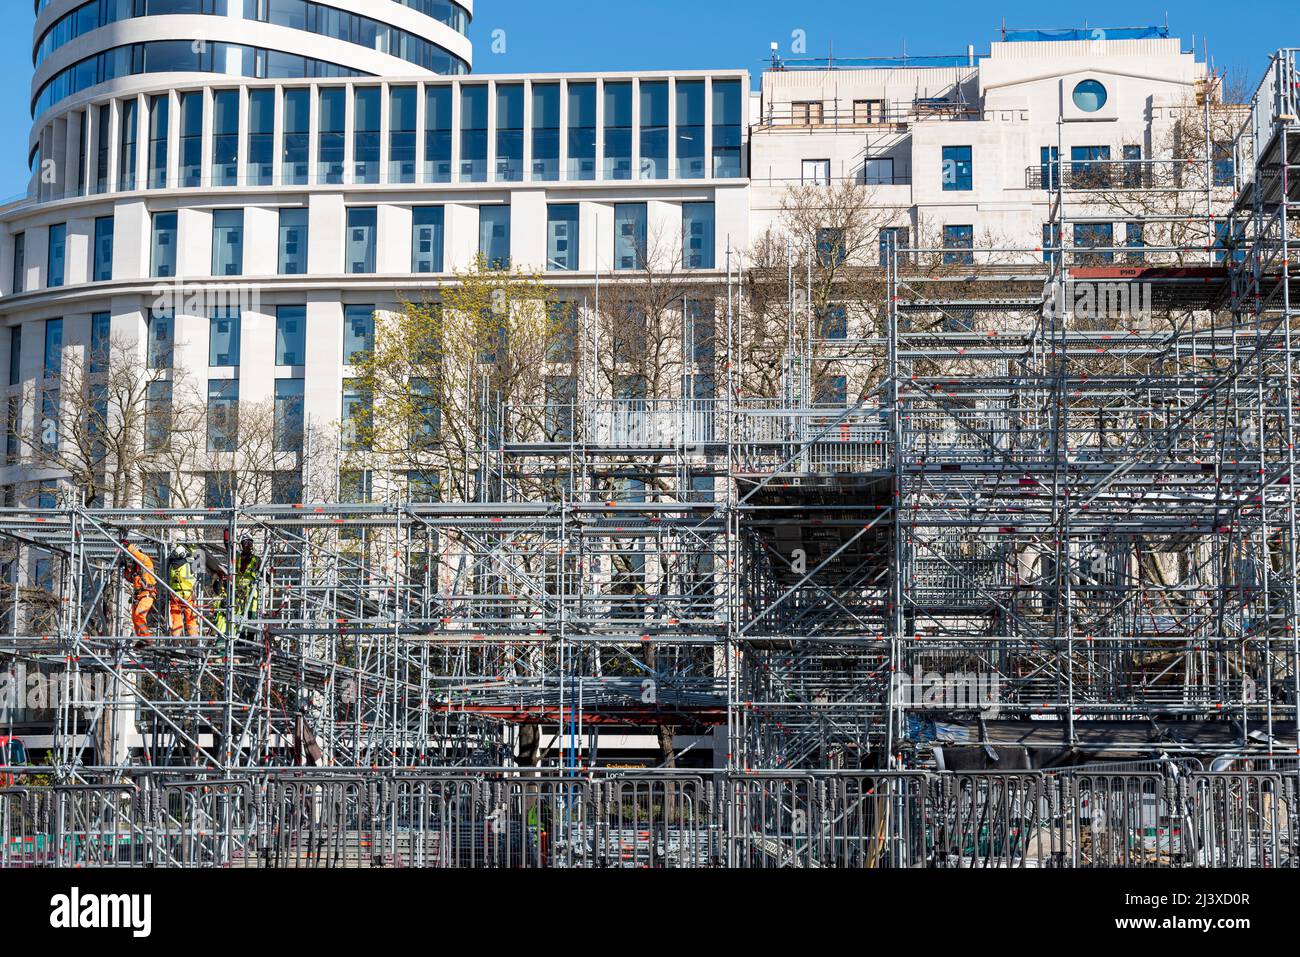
<box><xmin>122</xmin><ymin>541</ymin><xmax>156</xmax><ymax>641</ymax></box>
<box><xmin>235</xmin><ymin>536</ymin><xmax>262</xmax><ymax>628</ymax></box>
<box><xmin>169</xmin><ymin>544</ymin><xmax>199</xmax><ymax>638</ymax></box>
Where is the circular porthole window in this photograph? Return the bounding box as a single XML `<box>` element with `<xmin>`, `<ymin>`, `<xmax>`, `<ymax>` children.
<box><xmin>1073</xmin><ymin>79</ymin><xmax>1108</xmax><ymax>112</ymax></box>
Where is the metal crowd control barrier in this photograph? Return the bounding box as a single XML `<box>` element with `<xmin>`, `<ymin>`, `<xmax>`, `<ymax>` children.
<box><xmin>3</xmin><ymin>770</ymin><xmax>1296</xmax><ymax>868</ymax></box>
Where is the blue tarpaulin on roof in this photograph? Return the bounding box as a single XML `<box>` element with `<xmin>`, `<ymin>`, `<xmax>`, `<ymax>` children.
<box><xmin>1004</xmin><ymin>26</ymin><xmax>1170</xmax><ymax>42</ymax></box>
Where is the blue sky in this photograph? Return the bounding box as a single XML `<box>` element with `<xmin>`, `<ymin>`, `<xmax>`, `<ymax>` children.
<box><xmin>2</xmin><ymin>0</ymin><xmax>1292</xmax><ymax>198</ymax></box>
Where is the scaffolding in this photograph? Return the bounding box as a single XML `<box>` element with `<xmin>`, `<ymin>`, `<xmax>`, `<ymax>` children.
<box><xmin>0</xmin><ymin>50</ymin><xmax>1297</xmax><ymax>868</ymax></box>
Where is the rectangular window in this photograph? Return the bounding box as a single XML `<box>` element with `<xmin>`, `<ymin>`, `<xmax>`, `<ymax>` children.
<box><xmin>1073</xmin><ymin>222</ymin><xmax>1114</xmax><ymax>265</ymax></box>
<box><xmin>151</xmin><ymin>211</ymin><xmax>177</xmax><ymax>278</ymax></box>
<box><xmin>567</xmin><ymin>81</ymin><xmax>596</xmax><ymax>181</ymax></box>
<box><xmin>11</xmin><ymin>234</ymin><xmax>24</xmax><ymax>294</ymax></box>
<box><xmin>817</xmin><ymin>228</ymin><xmax>845</xmax><ymax>267</ymax></box>
<box><xmin>712</xmin><ymin>78</ymin><xmax>743</xmax><ymax>177</ymax></box>
<box><xmin>271</xmin><ymin>472</ymin><xmax>302</xmax><ymax>505</ymax></box>
<box><xmin>863</xmin><ymin>157</ymin><xmax>894</xmax><ymax>185</ymax></box>
<box><xmin>282</xmin><ymin>88</ymin><xmax>310</xmax><ymax>185</ymax></box>
<box><xmin>878</xmin><ymin>226</ymin><xmax>910</xmax><ymax>265</ymax></box>
<box><xmin>143</xmin><ymin>472</ymin><xmax>170</xmax><ymax>508</ymax></box>
<box><xmin>495</xmin><ymin>83</ymin><xmax>524</xmax><ymax>182</ymax></box>
<box><xmin>5</xmin><ymin>396</ymin><xmax>18</xmax><ymax>462</ymax></box>
<box><xmin>346</xmin><ymin>207</ymin><xmax>377</xmax><ymax>274</ymax></box>
<box><xmin>478</xmin><ymin>206</ymin><xmax>510</xmax><ymax>269</ymax></box>
<box><xmin>614</xmin><ymin>203</ymin><xmax>647</xmax><ymax>270</ymax></box>
<box><xmin>389</xmin><ymin>86</ymin><xmax>417</xmax><ymax>184</ymax></box>
<box><xmin>207</xmin><ymin>379</ymin><xmax>239</xmax><ymax>452</ymax></box>
<box><xmin>205</xmin><ymin>473</ymin><xmax>234</xmax><ymax>509</ymax></box>
<box><xmin>460</xmin><ymin>85</ymin><xmax>488</xmax><ymax>182</ymax></box>
<box><xmin>802</xmin><ymin>159</ymin><xmax>831</xmax><ymax>185</ymax></box>
<box><xmin>247</xmin><ymin>88</ymin><xmax>274</xmax><ymax>185</ymax></box>
<box><xmin>792</xmin><ymin>101</ymin><xmax>823</xmax><ymax>125</ymax></box>
<box><xmin>547</xmin><ymin>300</ymin><xmax>578</xmax><ymax>363</ymax></box>
<box><xmin>145</xmin><ymin>382</ymin><xmax>170</xmax><ymax>452</ymax></box>
<box><xmin>1070</xmin><ymin>146</ymin><xmax>1111</xmax><ymax>188</ymax></box>
<box><xmin>93</xmin><ymin>216</ymin><xmax>114</xmax><ymax>281</ymax></box>
<box><xmin>640</xmin><ymin>81</ymin><xmax>668</xmax><ymax>179</ymax></box>
<box><xmin>147</xmin><ymin>310</ymin><xmax>173</xmax><ymax>369</ymax></box>
<box><xmin>47</xmin><ymin>224</ymin><xmax>66</xmax><ymax>288</ymax></box>
<box><xmin>942</xmin><ymin>145</ymin><xmax>972</xmax><ymax>191</ymax></box>
<box><xmin>412</xmin><ymin>206</ymin><xmax>445</xmax><ymax>273</ymax></box>
<box><xmin>676</xmin><ymin>79</ymin><xmax>706</xmax><ymax>179</ymax></box>
<box><xmin>148</xmin><ymin>94</ymin><xmax>168</xmax><ymax>189</ymax></box>
<box><xmin>545</xmin><ymin>374</ymin><xmax>576</xmax><ymax>441</ymax></box>
<box><xmin>683</xmin><ymin>202</ymin><xmax>715</xmax><ymax>269</ymax></box>
<box><xmin>6</xmin><ymin>327</ymin><xmax>18</xmax><ymax>387</ymax></box>
<box><xmin>43</xmin><ymin>318</ymin><xmax>62</xmax><ymax>378</ymax></box>
<box><xmin>1039</xmin><ymin>146</ymin><xmax>1060</xmax><ymax>190</ymax></box>
<box><xmin>531</xmin><ymin>82</ymin><xmax>560</xmax><ymax>181</ymax></box>
<box><xmin>341</xmin><ymin>383</ymin><xmax>370</xmax><ymax>451</ymax></box>
<box><xmin>409</xmin><ymin>376</ymin><xmax>440</xmax><ymax>448</ymax></box>
<box><xmin>814</xmin><ymin>374</ymin><xmax>848</xmax><ymax>407</ymax></box>
<box><xmin>180</xmin><ymin>92</ymin><xmax>203</xmax><ymax>187</ymax></box>
<box><xmin>1213</xmin><ymin>142</ymin><xmax>1234</xmax><ymax>187</ymax></box>
<box><xmin>424</xmin><ymin>85</ymin><xmax>452</xmax><ymax>183</ymax></box>
<box><xmin>343</xmin><ymin>306</ymin><xmax>374</xmax><ymax>365</ymax></box>
<box><xmin>89</xmin><ymin>313</ymin><xmax>110</xmax><ymax>375</ymax></box>
<box><xmin>339</xmin><ymin>468</ymin><xmax>372</xmax><ymax>503</ymax></box>
<box><xmin>209</xmin><ymin>307</ymin><xmax>240</xmax><ymax>366</ymax></box>
<box><xmin>278</xmin><ymin>207</ymin><xmax>308</xmax><ymax>275</ymax></box>
<box><xmin>854</xmin><ymin>99</ymin><xmax>884</xmax><ymax>124</ymax></box>
<box><xmin>276</xmin><ymin>305</ymin><xmax>306</xmax><ymax>366</ymax></box>
<box><xmin>818</xmin><ymin>304</ymin><xmax>847</xmax><ymax>339</ymax></box>
<box><xmin>1042</xmin><ymin>223</ymin><xmax>1061</xmax><ymax>265</ymax></box>
<box><xmin>1122</xmin><ymin>144</ymin><xmax>1143</xmax><ymax>188</ymax></box>
<box><xmin>546</xmin><ymin>204</ymin><xmax>579</xmax><ymax>271</ymax></box>
<box><xmin>118</xmin><ymin>98</ymin><xmax>138</xmax><ymax>191</ymax></box>
<box><xmin>603</xmin><ymin>81</ymin><xmax>632</xmax><ymax>180</ymax></box>
<box><xmin>212</xmin><ymin>90</ymin><xmax>239</xmax><ymax>187</ymax></box>
<box><xmin>318</xmin><ymin>88</ymin><xmax>346</xmax><ymax>185</ymax></box>
<box><xmin>274</xmin><ymin>378</ymin><xmax>304</xmax><ymax>452</ymax></box>
<box><xmin>95</xmin><ymin>104</ymin><xmax>111</xmax><ymax>193</ymax></box>
<box><xmin>408</xmin><ymin>470</ymin><xmax>440</xmax><ymax>504</ymax></box>
<box><xmin>1125</xmin><ymin>222</ymin><xmax>1145</xmax><ymax>263</ymax></box>
<box><xmin>211</xmin><ymin>209</ymin><xmax>244</xmax><ymax>276</ymax></box>
<box><xmin>942</xmin><ymin>225</ymin><xmax>974</xmax><ymax>265</ymax></box>
<box><xmin>353</xmin><ymin>86</ymin><xmax>380</xmax><ymax>184</ymax></box>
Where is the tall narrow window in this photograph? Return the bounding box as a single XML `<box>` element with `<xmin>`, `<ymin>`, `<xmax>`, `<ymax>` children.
<box><xmin>1042</xmin><ymin>223</ymin><xmax>1061</xmax><ymax>265</ymax></box>
<box><xmin>274</xmin><ymin>379</ymin><xmax>304</xmax><ymax>452</ymax></box>
<box><xmin>942</xmin><ymin>145</ymin><xmax>972</xmax><ymax>191</ymax></box>
<box><xmin>878</xmin><ymin>226</ymin><xmax>910</xmax><ymax>265</ymax></box>
<box><xmin>145</xmin><ymin>382</ymin><xmax>171</xmax><ymax>453</ymax></box>
<box><xmin>318</xmin><ymin>88</ymin><xmax>345</xmax><ymax>185</ymax></box>
<box><xmin>495</xmin><ymin>83</ymin><xmax>524</xmax><ymax>182</ymax></box>
<box><xmin>1125</xmin><ymin>222</ymin><xmax>1145</xmax><ymax>264</ymax></box>
<box><xmin>412</xmin><ymin>206</ymin><xmax>445</xmax><ymax>273</ymax></box>
<box><xmin>211</xmin><ymin>209</ymin><xmax>244</xmax><ymax>276</ymax></box>
<box><xmin>567</xmin><ymin>82</ymin><xmax>596</xmax><ymax>181</ymax></box>
<box><xmin>1039</xmin><ymin>146</ymin><xmax>1060</xmax><ymax>190</ymax></box>
<box><xmin>712</xmin><ymin>78</ymin><xmax>743</xmax><ymax>178</ymax></box>
<box><xmin>93</xmin><ymin>217</ymin><xmax>114</xmax><ymax>282</ymax></box>
<box><xmin>43</xmin><ymin>319</ymin><xmax>62</xmax><ymax>379</ymax></box>
<box><xmin>547</xmin><ymin>204</ymin><xmax>579</xmax><ymax>271</ymax></box>
<box><xmin>424</xmin><ymin>85</ymin><xmax>452</xmax><ymax>183</ymax></box>
<box><xmin>11</xmin><ymin>234</ymin><xmax>24</xmax><ymax>293</ymax></box>
<box><xmin>8</xmin><ymin>327</ymin><xmax>20</xmax><ymax>386</ymax></box>
<box><xmin>47</xmin><ymin>224</ymin><xmax>66</xmax><ymax>288</ymax></box>
<box><xmin>343</xmin><ymin>306</ymin><xmax>375</xmax><ymax>365</ymax></box>
<box><xmin>478</xmin><ymin>206</ymin><xmax>511</xmax><ymax>269</ymax></box>
<box><xmin>614</xmin><ymin>203</ymin><xmax>647</xmax><ymax>270</ymax></box>
<box><xmin>151</xmin><ymin>211</ymin><xmax>177</xmax><ymax>278</ymax></box>
<box><xmin>942</xmin><ymin>224</ymin><xmax>974</xmax><ymax>265</ymax></box>
<box><xmin>95</xmin><ymin>104</ymin><xmax>111</xmax><ymax>193</ymax></box>
<box><xmin>1122</xmin><ymin>144</ymin><xmax>1143</xmax><ymax>188</ymax></box>
<box><xmin>209</xmin><ymin>307</ymin><xmax>240</xmax><ymax>366</ymax></box>
<box><xmin>207</xmin><ymin>380</ymin><xmax>239</xmax><ymax>453</ymax></box>
<box><xmin>247</xmin><ymin>89</ymin><xmax>274</xmax><ymax>185</ymax></box>
<box><xmin>353</xmin><ymin>87</ymin><xmax>380</xmax><ymax>184</ymax></box>
<box><xmin>89</xmin><ymin>313</ymin><xmax>110</xmax><ymax>375</ymax></box>
<box><xmin>118</xmin><ymin>98</ymin><xmax>138</xmax><ymax>191</ymax></box>
<box><xmin>531</xmin><ymin>83</ymin><xmax>559</xmax><ymax>181</ymax></box>
<box><xmin>676</xmin><ymin>80</ymin><xmax>706</xmax><ymax>179</ymax></box>
<box><xmin>604</xmin><ymin>81</ymin><xmax>632</xmax><ymax>180</ymax></box>
<box><xmin>389</xmin><ymin>86</ymin><xmax>417</xmax><ymax>184</ymax></box>
<box><xmin>459</xmin><ymin>85</ymin><xmax>488</xmax><ymax>182</ymax></box>
<box><xmin>76</xmin><ymin>112</ymin><xmax>88</xmax><ymax>195</ymax></box>
<box><xmin>147</xmin><ymin>94</ymin><xmax>168</xmax><ymax>189</ymax></box>
<box><xmin>147</xmin><ymin>309</ymin><xmax>173</xmax><ymax>369</ymax></box>
<box><xmin>276</xmin><ymin>306</ymin><xmax>306</xmax><ymax>366</ymax></box>
<box><xmin>282</xmin><ymin>88</ymin><xmax>310</xmax><ymax>185</ymax></box>
<box><xmin>346</xmin><ymin>207</ymin><xmax>377</xmax><ymax>274</ymax></box>
<box><xmin>212</xmin><ymin>90</ymin><xmax>239</xmax><ymax>187</ymax></box>
<box><xmin>683</xmin><ymin>202</ymin><xmax>715</xmax><ymax>269</ymax></box>
<box><xmin>640</xmin><ymin>81</ymin><xmax>668</xmax><ymax>179</ymax></box>
<box><xmin>179</xmin><ymin>92</ymin><xmax>203</xmax><ymax>187</ymax></box>
<box><xmin>278</xmin><ymin>208</ymin><xmax>308</xmax><ymax>275</ymax></box>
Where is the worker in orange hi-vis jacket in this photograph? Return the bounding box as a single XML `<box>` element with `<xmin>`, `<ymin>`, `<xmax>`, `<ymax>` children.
<box><xmin>121</xmin><ymin>541</ymin><xmax>157</xmax><ymax>640</ymax></box>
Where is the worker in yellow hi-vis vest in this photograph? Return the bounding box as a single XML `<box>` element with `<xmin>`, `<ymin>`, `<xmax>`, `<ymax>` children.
<box><xmin>169</xmin><ymin>544</ymin><xmax>199</xmax><ymax>638</ymax></box>
<box><xmin>235</xmin><ymin>536</ymin><xmax>263</xmax><ymax>629</ymax></box>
